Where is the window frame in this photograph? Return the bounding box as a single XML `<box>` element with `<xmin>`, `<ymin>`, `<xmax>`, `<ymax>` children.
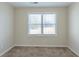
<box><xmin>28</xmin><ymin>13</ymin><xmax>57</xmax><ymax>36</ymax></box>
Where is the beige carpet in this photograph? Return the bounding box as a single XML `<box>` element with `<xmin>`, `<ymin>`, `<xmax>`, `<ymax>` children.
<box><xmin>1</xmin><ymin>46</ymin><xmax>78</xmax><ymax>57</ymax></box>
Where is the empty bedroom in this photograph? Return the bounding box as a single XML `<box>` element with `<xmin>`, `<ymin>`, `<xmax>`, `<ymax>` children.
<box><xmin>0</xmin><ymin>1</ymin><xmax>79</xmax><ymax>57</ymax></box>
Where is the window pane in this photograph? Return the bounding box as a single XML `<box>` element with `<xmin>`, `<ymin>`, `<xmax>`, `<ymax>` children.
<box><xmin>43</xmin><ymin>14</ymin><xmax>56</xmax><ymax>34</ymax></box>
<box><xmin>43</xmin><ymin>25</ymin><xmax>56</xmax><ymax>34</ymax></box>
<box><xmin>29</xmin><ymin>25</ymin><xmax>41</xmax><ymax>34</ymax></box>
<box><xmin>43</xmin><ymin>14</ymin><xmax>56</xmax><ymax>24</ymax></box>
<box><xmin>29</xmin><ymin>14</ymin><xmax>41</xmax><ymax>24</ymax></box>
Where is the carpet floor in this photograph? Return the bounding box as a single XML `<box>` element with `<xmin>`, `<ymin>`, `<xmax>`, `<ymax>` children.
<box><xmin>1</xmin><ymin>46</ymin><xmax>78</xmax><ymax>57</ymax></box>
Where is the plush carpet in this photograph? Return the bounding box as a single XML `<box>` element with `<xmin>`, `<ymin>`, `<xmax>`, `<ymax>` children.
<box><xmin>1</xmin><ymin>46</ymin><xmax>78</xmax><ymax>57</ymax></box>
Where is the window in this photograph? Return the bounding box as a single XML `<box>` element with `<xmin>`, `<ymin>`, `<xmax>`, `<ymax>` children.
<box><xmin>28</xmin><ymin>14</ymin><xmax>56</xmax><ymax>34</ymax></box>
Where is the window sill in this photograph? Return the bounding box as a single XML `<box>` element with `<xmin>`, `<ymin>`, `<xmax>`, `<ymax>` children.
<box><xmin>27</xmin><ymin>34</ymin><xmax>57</xmax><ymax>37</ymax></box>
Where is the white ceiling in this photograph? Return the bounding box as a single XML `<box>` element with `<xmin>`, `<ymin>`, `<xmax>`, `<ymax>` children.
<box><xmin>9</xmin><ymin>2</ymin><xmax>72</xmax><ymax>8</ymax></box>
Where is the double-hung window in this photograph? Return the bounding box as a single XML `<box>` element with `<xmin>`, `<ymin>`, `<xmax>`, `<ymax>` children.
<box><xmin>28</xmin><ymin>13</ymin><xmax>56</xmax><ymax>34</ymax></box>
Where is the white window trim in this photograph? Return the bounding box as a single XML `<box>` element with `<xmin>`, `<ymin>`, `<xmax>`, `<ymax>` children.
<box><xmin>27</xmin><ymin>13</ymin><xmax>57</xmax><ymax>36</ymax></box>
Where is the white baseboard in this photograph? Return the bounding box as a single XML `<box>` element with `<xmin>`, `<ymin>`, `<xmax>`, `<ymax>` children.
<box><xmin>0</xmin><ymin>45</ymin><xmax>15</xmax><ymax>56</ymax></box>
<box><xmin>1</xmin><ymin>44</ymin><xmax>79</xmax><ymax>57</ymax></box>
<box><xmin>15</xmin><ymin>44</ymin><xmax>67</xmax><ymax>47</ymax></box>
<box><xmin>68</xmin><ymin>46</ymin><xmax>79</xmax><ymax>56</ymax></box>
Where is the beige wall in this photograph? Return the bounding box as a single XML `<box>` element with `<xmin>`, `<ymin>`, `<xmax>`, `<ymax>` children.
<box><xmin>15</xmin><ymin>7</ymin><xmax>68</xmax><ymax>47</ymax></box>
<box><xmin>68</xmin><ymin>3</ymin><xmax>79</xmax><ymax>56</ymax></box>
<box><xmin>0</xmin><ymin>3</ymin><xmax>15</xmax><ymax>55</ymax></box>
